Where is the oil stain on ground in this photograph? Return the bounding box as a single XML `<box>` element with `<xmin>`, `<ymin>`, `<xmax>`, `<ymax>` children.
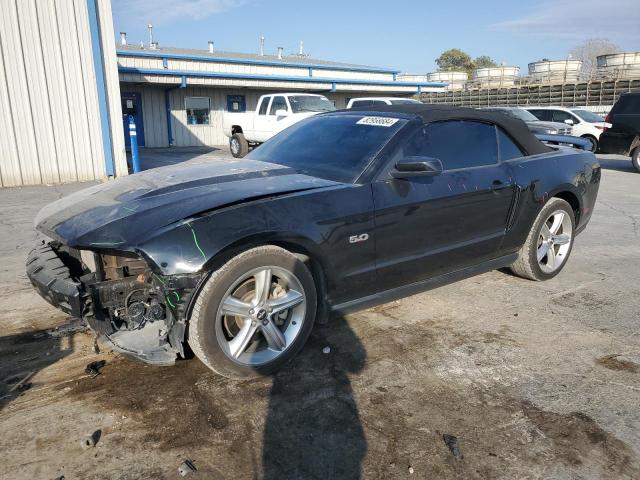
<box><xmin>596</xmin><ymin>354</ymin><xmax>639</xmax><ymax>373</ymax></box>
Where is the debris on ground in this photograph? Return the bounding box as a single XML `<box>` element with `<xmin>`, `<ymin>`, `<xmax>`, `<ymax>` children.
<box><xmin>443</xmin><ymin>433</ymin><xmax>463</xmax><ymax>458</ymax></box>
<box><xmin>178</xmin><ymin>460</ymin><xmax>197</xmax><ymax>476</ymax></box>
<box><xmin>408</xmin><ymin>466</ymin><xmax>414</xmax><ymax>474</ymax></box>
<box><xmin>44</xmin><ymin>318</ymin><xmax>87</xmax><ymax>338</ymax></box>
<box><xmin>322</xmin><ymin>346</ymin><xmax>331</xmax><ymax>354</ymax></box>
<box><xmin>80</xmin><ymin>429</ymin><xmax>101</xmax><ymax>449</ymax></box>
<box><xmin>85</xmin><ymin>360</ymin><xmax>106</xmax><ymax>378</ymax></box>
<box><xmin>6</xmin><ymin>371</ymin><xmax>34</xmax><ymax>393</ymax></box>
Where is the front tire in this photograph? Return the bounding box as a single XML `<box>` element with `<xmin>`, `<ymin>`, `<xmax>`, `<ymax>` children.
<box><xmin>510</xmin><ymin>198</ymin><xmax>575</xmax><ymax>281</ymax></box>
<box><xmin>230</xmin><ymin>133</ymin><xmax>249</xmax><ymax>158</ymax></box>
<box><xmin>632</xmin><ymin>147</ymin><xmax>640</xmax><ymax>173</ymax></box>
<box><xmin>188</xmin><ymin>246</ymin><xmax>317</xmax><ymax>378</ymax></box>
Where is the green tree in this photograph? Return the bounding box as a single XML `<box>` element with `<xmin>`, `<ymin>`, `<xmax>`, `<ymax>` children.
<box><xmin>435</xmin><ymin>49</ymin><xmax>498</xmax><ymax>76</ymax></box>
<box><xmin>473</xmin><ymin>55</ymin><xmax>497</xmax><ymax>69</ymax></box>
<box><xmin>435</xmin><ymin>49</ymin><xmax>473</xmax><ymax>73</ymax></box>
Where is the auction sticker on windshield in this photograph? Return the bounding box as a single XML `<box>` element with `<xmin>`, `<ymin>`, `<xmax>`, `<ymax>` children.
<box><xmin>356</xmin><ymin>116</ymin><xmax>400</xmax><ymax>127</ymax></box>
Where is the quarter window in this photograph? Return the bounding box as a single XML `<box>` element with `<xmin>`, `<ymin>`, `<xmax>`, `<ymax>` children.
<box><xmin>497</xmin><ymin>128</ymin><xmax>524</xmax><ymax>160</ymax></box>
<box><xmin>269</xmin><ymin>96</ymin><xmax>288</xmax><ymax>115</ymax></box>
<box><xmin>404</xmin><ymin>120</ymin><xmax>499</xmax><ymax>170</ymax></box>
<box><xmin>185</xmin><ymin>97</ymin><xmax>210</xmax><ymax>125</ymax></box>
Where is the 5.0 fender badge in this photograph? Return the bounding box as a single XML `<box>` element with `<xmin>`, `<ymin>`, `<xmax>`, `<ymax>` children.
<box><xmin>349</xmin><ymin>233</ymin><xmax>369</xmax><ymax>244</ymax></box>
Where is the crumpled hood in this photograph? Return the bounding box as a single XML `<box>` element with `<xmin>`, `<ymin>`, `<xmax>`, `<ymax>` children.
<box><xmin>35</xmin><ymin>157</ymin><xmax>339</xmax><ymax>248</ymax></box>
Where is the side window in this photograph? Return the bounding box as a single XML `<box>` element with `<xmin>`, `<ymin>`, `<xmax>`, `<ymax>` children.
<box><xmin>185</xmin><ymin>97</ymin><xmax>210</xmax><ymax>125</ymax></box>
<box><xmin>227</xmin><ymin>95</ymin><xmax>246</xmax><ymax>112</ymax></box>
<box><xmin>351</xmin><ymin>100</ymin><xmax>370</xmax><ymax>108</ymax></box>
<box><xmin>552</xmin><ymin>110</ymin><xmax>575</xmax><ymax>124</ymax></box>
<box><xmin>404</xmin><ymin>121</ymin><xmax>498</xmax><ymax>170</ymax></box>
<box><xmin>529</xmin><ymin>109</ymin><xmax>552</xmax><ymax>121</ymax></box>
<box><xmin>258</xmin><ymin>97</ymin><xmax>269</xmax><ymax>115</ymax></box>
<box><xmin>269</xmin><ymin>96</ymin><xmax>288</xmax><ymax>115</ymax></box>
<box><xmin>497</xmin><ymin>128</ymin><xmax>524</xmax><ymax>160</ymax></box>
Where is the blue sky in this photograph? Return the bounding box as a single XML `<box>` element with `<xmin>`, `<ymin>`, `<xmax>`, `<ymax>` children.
<box><xmin>112</xmin><ymin>0</ymin><xmax>639</xmax><ymax>73</ymax></box>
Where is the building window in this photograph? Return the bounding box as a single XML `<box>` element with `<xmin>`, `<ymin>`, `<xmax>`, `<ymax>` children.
<box><xmin>227</xmin><ymin>95</ymin><xmax>246</xmax><ymax>112</ymax></box>
<box><xmin>185</xmin><ymin>96</ymin><xmax>210</xmax><ymax>125</ymax></box>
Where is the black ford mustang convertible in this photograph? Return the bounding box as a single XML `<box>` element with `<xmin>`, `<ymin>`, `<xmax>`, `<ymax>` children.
<box><xmin>27</xmin><ymin>105</ymin><xmax>600</xmax><ymax>378</ymax></box>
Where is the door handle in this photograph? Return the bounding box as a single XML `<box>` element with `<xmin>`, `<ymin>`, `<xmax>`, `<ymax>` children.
<box><xmin>491</xmin><ymin>180</ymin><xmax>506</xmax><ymax>191</ymax></box>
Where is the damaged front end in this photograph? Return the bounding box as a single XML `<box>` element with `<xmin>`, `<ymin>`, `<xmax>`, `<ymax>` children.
<box><xmin>26</xmin><ymin>240</ymin><xmax>204</xmax><ymax>365</ymax></box>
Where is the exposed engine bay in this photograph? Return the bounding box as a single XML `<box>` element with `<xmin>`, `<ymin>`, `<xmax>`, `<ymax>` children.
<box><xmin>29</xmin><ymin>240</ymin><xmax>203</xmax><ymax>365</ymax></box>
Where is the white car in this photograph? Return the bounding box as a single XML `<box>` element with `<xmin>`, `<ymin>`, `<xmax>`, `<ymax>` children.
<box><xmin>346</xmin><ymin>97</ymin><xmax>421</xmax><ymax>108</ymax></box>
<box><xmin>525</xmin><ymin>106</ymin><xmax>611</xmax><ymax>152</ymax></box>
<box><xmin>223</xmin><ymin>93</ymin><xmax>335</xmax><ymax>157</ymax></box>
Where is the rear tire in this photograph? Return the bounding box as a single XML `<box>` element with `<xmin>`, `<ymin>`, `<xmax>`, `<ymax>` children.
<box><xmin>510</xmin><ymin>198</ymin><xmax>575</xmax><ymax>281</ymax></box>
<box><xmin>230</xmin><ymin>133</ymin><xmax>249</xmax><ymax>158</ymax></box>
<box><xmin>632</xmin><ymin>147</ymin><xmax>640</xmax><ymax>173</ymax></box>
<box><xmin>188</xmin><ymin>246</ymin><xmax>317</xmax><ymax>379</ymax></box>
<box><xmin>582</xmin><ymin>135</ymin><xmax>598</xmax><ymax>153</ymax></box>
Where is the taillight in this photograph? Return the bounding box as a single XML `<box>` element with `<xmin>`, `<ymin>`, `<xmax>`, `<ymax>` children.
<box><xmin>603</xmin><ymin>114</ymin><xmax>611</xmax><ymax>132</ymax></box>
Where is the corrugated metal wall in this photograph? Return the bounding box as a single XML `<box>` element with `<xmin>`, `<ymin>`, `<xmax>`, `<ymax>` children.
<box><xmin>0</xmin><ymin>0</ymin><xmax>125</xmax><ymax>187</ymax></box>
<box><xmin>128</xmin><ymin>85</ymin><xmax>379</xmax><ymax>148</ymax></box>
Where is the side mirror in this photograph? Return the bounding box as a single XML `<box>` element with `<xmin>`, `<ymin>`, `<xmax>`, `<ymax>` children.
<box><xmin>275</xmin><ymin>109</ymin><xmax>289</xmax><ymax>118</ymax></box>
<box><xmin>564</xmin><ymin>118</ymin><xmax>574</xmax><ymax>125</ymax></box>
<box><xmin>391</xmin><ymin>156</ymin><xmax>443</xmax><ymax>178</ymax></box>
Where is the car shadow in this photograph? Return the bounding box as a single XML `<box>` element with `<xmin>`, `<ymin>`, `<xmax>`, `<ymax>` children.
<box><xmin>0</xmin><ymin>321</ymin><xmax>78</xmax><ymax>411</ymax></box>
<box><xmin>262</xmin><ymin>314</ymin><xmax>367</xmax><ymax>479</ymax></box>
<box><xmin>597</xmin><ymin>155</ymin><xmax>635</xmax><ymax>173</ymax></box>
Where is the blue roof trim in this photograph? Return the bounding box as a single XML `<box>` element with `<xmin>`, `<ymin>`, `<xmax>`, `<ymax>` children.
<box><xmin>117</xmin><ymin>49</ymin><xmax>402</xmax><ymax>75</ymax></box>
<box><xmin>87</xmin><ymin>0</ymin><xmax>115</xmax><ymax>177</ymax></box>
<box><xmin>118</xmin><ymin>67</ymin><xmax>447</xmax><ymax>89</ymax></box>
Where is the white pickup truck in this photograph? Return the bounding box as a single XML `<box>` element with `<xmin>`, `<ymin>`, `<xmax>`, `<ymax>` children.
<box><xmin>222</xmin><ymin>93</ymin><xmax>335</xmax><ymax>157</ymax></box>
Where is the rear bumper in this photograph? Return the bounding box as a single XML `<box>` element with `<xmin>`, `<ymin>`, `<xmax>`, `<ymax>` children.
<box><xmin>26</xmin><ymin>243</ymin><xmax>83</xmax><ymax>317</ymax></box>
<box><xmin>599</xmin><ymin>132</ymin><xmax>633</xmax><ymax>155</ymax></box>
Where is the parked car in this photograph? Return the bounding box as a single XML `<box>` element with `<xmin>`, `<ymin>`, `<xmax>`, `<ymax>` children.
<box><xmin>484</xmin><ymin>107</ymin><xmax>572</xmax><ymax>136</ymax></box>
<box><xmin>27</xmin><ymin>105</ymin><xmax>600</xmax><ymax>378</ymax></box>
<box><xmin>222</xmin><ymin>93</ymin><xmax>335</xmax><ymax>158</ymax></box>
<box><xmin>525</xmin><ymin>106</ymin><xmax>610</xmax><ymax>152</ymax></box>
<box><xmin>599</xmin><ymin>93</ymin><xmax>640</xmax><ymax>172</ymax></box>
<box><xmin>346</xmin><ymin>97</ymin><xmax>421</xmax><ymax>108</ymax></box>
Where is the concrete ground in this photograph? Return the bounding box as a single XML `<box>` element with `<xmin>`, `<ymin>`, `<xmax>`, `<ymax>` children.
<box><xmin>0</xmin><ymin>152</ymin><xmax>639</xmax><ymax>479</ymax></box>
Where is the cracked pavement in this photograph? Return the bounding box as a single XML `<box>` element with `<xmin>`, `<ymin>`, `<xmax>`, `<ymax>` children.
<box><xmin>0</xmin><ymin>153</ymin><xmax>638</xmax><ymax>479</ymax></box>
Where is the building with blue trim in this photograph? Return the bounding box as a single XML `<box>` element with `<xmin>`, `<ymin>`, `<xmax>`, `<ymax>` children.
<box><xmin>0</xmin><ymin>0</ymin><xmax>445</xmax><ymax>185</ymax></box>
<box><xmin>116</xmin><ymin>42</ymin><xmax>446</xmax><ymax>148</ymax></box>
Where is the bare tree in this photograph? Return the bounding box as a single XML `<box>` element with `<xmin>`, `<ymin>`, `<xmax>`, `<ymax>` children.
<box><xmin>569</xmin><ymin>38</ymin><xmax>622</xmax><ymax>79</ymax></box>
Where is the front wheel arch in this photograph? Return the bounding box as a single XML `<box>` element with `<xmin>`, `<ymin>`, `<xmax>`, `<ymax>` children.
<box><xmin>185</xmin><ymin>234</ymin><xmax>330</xmax><ymax>324</ymax></box>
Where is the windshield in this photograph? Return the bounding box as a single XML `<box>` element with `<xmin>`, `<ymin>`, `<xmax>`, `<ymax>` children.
<box><xmin>502</xmin><ymin>108</ymin><xmax>538</xmax><ymax>122</ymax></box>
<box><xmin>572</xmin><ymin>109</ymin><xmax>604</xmax><ymax>123</ymax></box>
<box><xmin>389</xmin><ymin>99</ymin><xmax>421</xmax><ymax>105</ymax></box>
<box><xmin>247</xmin><ymin>114</ymin><xmax>407</xmax><ymax>183</ymax></box>
<box><xmin>289</xmin><ymin>96</ymin><xmax>336</xmax><ymax>113</ymax></box>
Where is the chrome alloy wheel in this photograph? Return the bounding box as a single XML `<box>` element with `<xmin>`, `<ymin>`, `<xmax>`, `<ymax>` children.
<box><xmin>537</xmin><ymin>210</ymin><xmax>573</xmax><ymax>273</ymax></box>
<box><xmin>215</xmin><ymin>266</ymin><xmax>306</xmax><ymax>366</ymax></box>
<box><xmin>230</xmin><ymin>137</ymin><xmax>240</xmax><ymax>155</ymax></box>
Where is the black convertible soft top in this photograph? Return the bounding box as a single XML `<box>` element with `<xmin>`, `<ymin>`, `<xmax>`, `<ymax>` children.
<box><xmin>349</xmin><ymin>104</ymin><xmax>553</xmax><ymax>156</ymax></box>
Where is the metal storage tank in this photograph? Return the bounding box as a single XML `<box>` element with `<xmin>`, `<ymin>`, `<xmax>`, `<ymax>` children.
<box><xmin>528</xmin><ymin>59</ymin><xmax>582</xmax><ymax>83</ymax></box>
<box><xmin>597</xmin><ymin>52</ymin><xmax>640</xmax><ymax>79</ymax></box>
<box><xmin>472</xmin><ymin>66</ymin><xmax>520</xmax><ymax>87</ymax></box>
<box><xmin>427</xmin><ymin>71</ymin><xmax>468</xmax><ymax>90</ymax></box>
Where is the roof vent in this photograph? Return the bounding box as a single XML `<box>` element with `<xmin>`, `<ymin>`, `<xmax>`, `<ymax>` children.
<box><xmin>208</xmin><ymin>41</ymin><xmax>214</xmax><ymax>53</ymax></box>
<box><xmin>120</xmin><ymin>32</ymin><xmax>127</xmax><ymax>46</ymax></box>
<box><xmin>277</xmin><ymin>47</ymin><xmax>283</xmax><ymax>59</ymax></box>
